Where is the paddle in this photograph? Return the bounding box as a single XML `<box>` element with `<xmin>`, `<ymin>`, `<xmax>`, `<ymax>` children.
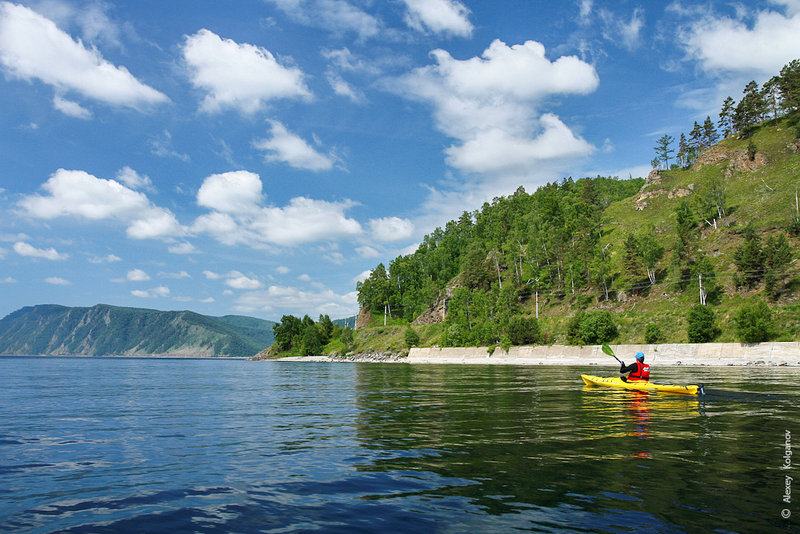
<box><xmin>601</xmin><ymin>343</ymin><xmax>623</xmax><ymax>365</ymax></box>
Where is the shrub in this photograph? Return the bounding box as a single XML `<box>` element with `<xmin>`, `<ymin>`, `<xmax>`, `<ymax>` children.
<box><xmin>507</xmin><ymin>316</ymin><xmax>542</xmax><ymax>345</ymax></box>
<box><xmin>404</xmin><ymin>327</ymin><xmax>420</xmax><ymax>348</ymax></box>
<box><xmin>687</xmin><ymin>305</ymin><xmax>719</xmax><ymax>343</ymax></box>
<box><xmin>644</xmin><ymin>323</ymin><xmax>665</xmax><ymax>344</ymax></box>
<box><xmin>734</xmin><ymin>300</ymin><xmax>775</xmax><ymax>343</ymax></box>
<box><xmin>567</xmin><ymin>310</ymin><xmax>617</xmax><ymax>345</ymax></box>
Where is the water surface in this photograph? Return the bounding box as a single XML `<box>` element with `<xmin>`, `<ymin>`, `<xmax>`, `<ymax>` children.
<box><xmin>0</xmin><ymin>357</ymin><xmax>796</xmax><ymax>532</ymax></box>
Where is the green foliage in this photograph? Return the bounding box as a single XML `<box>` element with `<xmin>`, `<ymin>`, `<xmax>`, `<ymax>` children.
<box><xmin>273</xmin><ymin>314</ymin><xmax>302</xmax><ymax>351</ymax></box>
<box><xmin>734</xmin><ymin>300</ymin><xmax>775</xmax><ymax>343</ymax></box>
<box><xmin>567</xmin><ymin>310</ymin><xmax>617</xmax><ymax>345</ymax></box>
<box><xmin>339</xmin><ymin>327</ymin><xmax>354</xmax><ymax>352</ymax></box>
<box><xmin>404</xmin><ymin>327</ymin><xmax>420</xmax><ymax>348</ymax></box>
<box><xmin>644</xmin><ymin>323</ymin><xmax>665</xmax><ymax>344</ymax></box>
<box><xmin>301</xmin><ymin>323</ymin><xmax>323</xmax><ymax>356</ymax></box>
<box><xmin>507</xmin><ymin>316</ymin><xmax>542</xmax><ymax>346</ymax></box>
<box><xmin>687</xmin><ymin>305</ymin><xmax>719</xmax><ymax>343</ymax></box>
<box><xmin>733</xmin><ymin>225</ymin><xmax>766</xmax><ymax>289</ymax></box>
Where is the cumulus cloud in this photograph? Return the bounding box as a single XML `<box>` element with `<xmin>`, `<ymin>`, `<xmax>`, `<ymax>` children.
<box><xmin>193</xmin><ymin>171</ymin><xmax>362</xmax><ymax>247</ymax></box>
<box><xmin>265</xmin><ymin>0</ymin><xmax>381</xmax><ymax>40</ymax></box>
<box><xmin>182</xmin><ymin>28</ymin><xmax>310</xmax><ymax>114</ymax></box>
<box><xmin>126</xmin><ymin>269</ymin><xmax>150</xmax><ymax>282</ymax></box>
<box><xmin>225</xmin><ymin>271</ymin><xmax>264</xmax><ymax>290</ymax></box>
<box><xmin>253</xmin><ymin>121</ymin><xmax>335</xmax><ymax>171</ymax></box>
<box><xmin>131</xmin><ymin>285</ymin><xmax>170</xmax><ymax>298</ymax></box>
<box><xmin>368</xmin><ymin>216</ymin><xmax>415</xmax><ymax>242</ymax></box>
<box><xmin>53</xmin><ymin>95</ymin><xmax>91</xmax><ymax>119</ymax></box>
<box><xmin>197</xmin><ymin>170</ymin><xmax>263</xmax><ymax>214</ymax></box>
<box><xmin>168</xmin><ymin>242</ymin><xmax>197</xmax><ymax>254</ymax></box>
<box><xmin>0</xmin><ymin>2</ymin><xmax>167</xmax><ymax>110</ymax></box>
<box><xmin>116</xmin><ymin>167</ymin><xmax>153</xmax><ymax>190</ymax></box>
<box><xmin>682</xmin><ymin>6</ymin><xmax>800</xmax><ymax>76</ymax></box>
<box><xmin>233</xmin><ymin>284</ymin><xmax>358</xmax><ymax>318</ymax></box>
<box><xmin>45</xmin><ymin>276</ymin><xmax>71</xmax><ymax>285</ymax></box>
<box><xmin>402</xmin><ymin>0</ymin><xmax>473</xmax><ymax>37</ymax></box>
<box><xmin>18</xmin><ymin>168</ymin><xmax>184</xmax><ymax>240</ymax></box>
<box><xmin>396</xmin><ymin>39</ymin><xmax>598</xmax><ymax>181</ymax></box>
<box><xmin>13</xmin><ymin>241</ymin><xmax>68</xmax><ymax>260</ymax></box>
<box><xmin>88</xmin><ymin>253</ymin><xmax>121</xmax><ymax>263</ymax></box>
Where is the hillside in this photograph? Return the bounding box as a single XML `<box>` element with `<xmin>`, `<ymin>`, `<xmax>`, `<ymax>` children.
<box><xmin>345</xmin><ymin>117</ymin><xmax>800</xmax><ymax>353</ymax></box>
<box><xmin>0</xmin><ymin>304</ymin><xmax>276</xmax><ymax>357</ymax></box>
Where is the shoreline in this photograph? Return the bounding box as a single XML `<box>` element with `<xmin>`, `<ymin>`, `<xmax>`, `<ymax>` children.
<box><xmin>276</xmin><ymin>342</ymin><xmax>800</xmax><ymax>367</ymax></box>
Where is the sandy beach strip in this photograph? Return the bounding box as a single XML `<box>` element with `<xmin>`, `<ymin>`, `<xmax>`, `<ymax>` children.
<box><xmin>275</xmin><ymin>342</ymin><xmax>800</xmax><ymax>366</ymax></box>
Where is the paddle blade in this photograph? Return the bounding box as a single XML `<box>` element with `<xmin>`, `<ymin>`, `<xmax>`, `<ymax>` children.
<box><xmin>601</xmin><ymin>343</ymin><xmax>615</xmax><ymax>357</ymax></box>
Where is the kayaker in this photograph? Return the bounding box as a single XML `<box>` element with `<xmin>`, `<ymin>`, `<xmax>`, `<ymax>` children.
<box><xmin>619</xmin><ymin>352</ymin><xmax>650</xmax><ymax>382</ymax></box>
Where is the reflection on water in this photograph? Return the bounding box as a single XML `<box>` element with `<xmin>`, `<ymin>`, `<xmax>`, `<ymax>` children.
<box><xmin>0</xmin><ymin>358</ymin><xmax>797</xmax><ymax>533</ymax></box>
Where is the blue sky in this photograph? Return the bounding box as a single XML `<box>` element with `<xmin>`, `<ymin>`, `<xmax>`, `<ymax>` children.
<box><xmin>1</xmin><ymin>0</ymin><xmax>799</xmax><ymax>321</ymax></box>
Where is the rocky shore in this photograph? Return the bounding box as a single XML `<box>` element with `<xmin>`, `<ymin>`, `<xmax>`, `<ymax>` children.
<box><xmin>267</xmin><ymin>342</ymin><xmax>800</xmax><ymax>367</ymax></box>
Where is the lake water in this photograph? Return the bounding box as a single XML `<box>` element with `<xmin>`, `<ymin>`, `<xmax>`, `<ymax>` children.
<box><xmin>0</xmin><ymin>357</ymin><xmax>796</xmax><ymax>533</ymax></box>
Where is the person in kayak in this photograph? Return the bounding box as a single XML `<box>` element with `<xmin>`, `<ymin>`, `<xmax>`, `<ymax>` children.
<box><xmin>619</xmin><ymin>352</ymin><xmax>650</xmax><ymax>382</ymax></box>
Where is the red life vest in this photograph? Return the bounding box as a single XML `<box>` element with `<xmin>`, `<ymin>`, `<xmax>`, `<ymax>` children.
<box><xmin>628</xmin><ymin>360</ymin><xmax>651</xmax><ymax>381</ymax></box>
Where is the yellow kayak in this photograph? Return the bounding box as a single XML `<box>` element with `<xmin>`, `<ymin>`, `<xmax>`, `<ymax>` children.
<box><xmin>581</xmin><ymin>374</ymin><xmax>703</xmax><ymax>396</ymax></box>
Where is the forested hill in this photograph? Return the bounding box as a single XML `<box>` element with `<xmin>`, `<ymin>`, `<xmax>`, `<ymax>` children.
<box><xmin>354</xmin><ymin>115</ymin><xmax>800</xmax><ymax>348</ymax></box>
<box><xmin>0</xmin><ymin>304</ymin><xmax>275</xmax><ymax>357</ymax></box>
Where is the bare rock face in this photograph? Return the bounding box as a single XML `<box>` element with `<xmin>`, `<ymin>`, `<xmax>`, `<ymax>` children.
<box><xmin>355</xmin><ymin>307</ymin><xmax>372</xmax><ymax>330</ymax></box>
<box><xmin>642</xmin><ymin>170</ymin><xmax>662</xmax><ymax>189</ymax></box>
<box><xmin>413</xmin><ymin>286</ymin><xmax>456</xmax><ymax>325</ymax></box>
<box><xmin>694</xmin><ymin>145</ymin><xmax>767</xmax><ymax>175</ymax></box>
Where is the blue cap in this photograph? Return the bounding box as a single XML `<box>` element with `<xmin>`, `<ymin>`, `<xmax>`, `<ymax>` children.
<box><xmin>635</xmin><ymin>352</ymin><xmax>645</xmax><ymax>361</ymax></box>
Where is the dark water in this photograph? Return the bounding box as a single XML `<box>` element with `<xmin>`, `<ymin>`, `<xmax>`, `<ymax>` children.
<box><xmin>0</xmin><ymin>357</ymin><xmax>796</xmax><ymax>533</ymax></box>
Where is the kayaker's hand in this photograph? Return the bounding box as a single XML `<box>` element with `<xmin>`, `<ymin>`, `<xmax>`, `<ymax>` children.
<box><xmin>620</xmin><ymin>361</ymin><xmax>625</xmax><ymax>366</ymax></box>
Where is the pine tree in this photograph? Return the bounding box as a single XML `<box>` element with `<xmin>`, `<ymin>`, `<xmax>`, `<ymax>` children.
<box><xmin>689</xmin><ymin>121</ymin><xmax>703</xmax><ymax>153</ymax></box>
<box><xmin>654</xmin><ymin>134</ymin><xmax>675</xmax><ymax>169</ymax></box>
<box><xmin>677</xmin><ymin>132</ymin><xmax>689</xmax><ymax>167</ymax></box>
<box><xmin>702</xmin><ymin>116</ymin><xmax>718</xmax><ymax>147</ymax></box>
<box><xmin>778</xmin><ymin>59</ymin><xmax>800</xmax><ymax>113</ymax></box>
<box><xmin>733</xmin><ymin>224</ymin><xmax>766</xmax><ymax>289</ymax></box>
<box><xmin>763</xmin><ymin>76</ymin><xmax>782</xmax><ymax>125</ymax></box>
<box><xmin>719</xmin><ymin>96</ymin><xmax>735</xmax><ymax>137</ymax></box>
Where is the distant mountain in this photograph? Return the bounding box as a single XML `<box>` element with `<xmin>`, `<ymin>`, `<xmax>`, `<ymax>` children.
<box><xmin>0</xmin><ymin>304</ymin><xmax>276</xmax><ymax>357</ymax></box>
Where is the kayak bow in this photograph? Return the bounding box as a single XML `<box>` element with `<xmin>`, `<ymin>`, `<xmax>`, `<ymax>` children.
<box><xmin>581</xmin><ymin>374</ymin><xmax>703</xmax><ymax>396</ymax></box>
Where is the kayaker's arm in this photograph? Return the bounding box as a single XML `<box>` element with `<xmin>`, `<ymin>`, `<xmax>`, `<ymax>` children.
<box><xmin>619</xmin><ymin>361</ymin><xmax>637</xmax><ymax>374</ymax></box>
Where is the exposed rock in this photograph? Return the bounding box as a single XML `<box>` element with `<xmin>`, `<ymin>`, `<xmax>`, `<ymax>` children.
<box><xmin>252</xmin><ymin>345</ymin><xmax>275</xmax><ymax>360</ymax></box>
<box><xmin>669</xmin><ymin>187</ymin><xmax>693</xmax><ymax>199</ymax></box>
<box><xmin>642</xmin><ymin>170</ymin><xmax>662</xmax><ymax>189</ymax></box>
<box><xmin>634</xmin><ymin>187</ymin><xmax>665</xmax><ymax>210</ymax></box>
<box><xmin>695</xmin><ymin>145</ymin><xmax>767</xmax><ymax>175</ymax></box>
<box><xmin>355</xmin><ymin>306</ymin><xmax>372</xmax><ymax>330</ymax></box>
<box><xmin>413</xmin><ymin>286</ymin><xmax>455</xmax><ymax>325</ymax></box>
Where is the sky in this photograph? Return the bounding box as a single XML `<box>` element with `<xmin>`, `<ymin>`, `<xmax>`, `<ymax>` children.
<box><xmin>1</xmin><ymin>0</ymin><xmax>799</xmax><ymax>322</ymax></box>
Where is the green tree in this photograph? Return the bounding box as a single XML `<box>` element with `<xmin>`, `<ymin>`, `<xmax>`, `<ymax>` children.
<box><xmin>778</xmin><ymin>59</ymin><xmax>800</xmax><ymax>113</ymax></box>
<box><xmin>733</xmin><ymin>225</ymin><xmax>765</xmax><ymax>289</ymax></box>
<box><xmin>636</xmin><ymin>229</ymin><xmax>665</xmax><ymax>286</ymax></box>
<box><xmin>301</xmin><ymin>323</ymin><xmax>323</xmax><ymax>356</ymax></box>
<box><xmin>567</xmin><ymin>310</ymin><xmax>617</xmax><ymax>345</ymax></box>
<box><xmin>404</xmin><ymin>326</ymin><xmax>420</xmax><ymax>348</ymax></box>
<box><xmin>719</xmin><ymin>96</ymin><xmax>735</xmax><ymax>137</ymax></box>
<box><xmin>734</xmin><ymin>300</ymin><xmax>775</xmax><ymax>343</ymax></box>
<box><xmin>339</xmin><ymin>327</ymin><xmax>354</xmax><ymax>352</ymax></box>
<box><xmin>764</xmin><ymin>233</ymin><xmax>793</xmax><ymax>298</ymax></box>
<box><xmin>654</xmin><ymin>134</ymin><xmax>675</xmax><ymax>169</ymax></box>
<box><xmin>507</xmin><ymin>316</ymin><xmax>542</xmax><ymax>346</ymax></box>
<box><xmin>702</xmin><ymin>116</ymin><xmax>719</xmax><ymax>147</ymax></box>
<box><xmin>273</xmin><ymin>315</ymin><xmax>302</xmax><ymax>351</ymax></box>
<box><xmin>318</xmin><ymin>314</ymin><xmax>334</xmax><ymax>344</ymax></box>
<box><xmin>687</xmin><ymin>305</ymin><xmax>719</xmax><ymax>343</ymax></box>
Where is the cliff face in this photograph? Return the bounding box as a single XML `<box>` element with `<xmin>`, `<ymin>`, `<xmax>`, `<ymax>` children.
<box><xmin>0</xmin><ymin>304</ymin><xmax>275</xmax><ymax>357</ymax></box>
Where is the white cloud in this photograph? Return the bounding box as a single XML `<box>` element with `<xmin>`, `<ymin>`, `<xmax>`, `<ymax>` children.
<box><xmin>233</xmin><ymin>284</ymin><xmax>358</xmax><ymax>318</ymax></box>
<box><xmin>88</xmin><ymin>253</ymin><xmax>121</xmax><ymax>263</ymax></box>
<box><xmin>13</xmin><ymin>241</ymin><xmax>68</xmax><ymax>260</ymax></box>
<box><xmin>599</xmin><ymin>7</ymin><xmax>645</xmax><ymax>50</ymax></box>
<box><xmin>197</xmin><ymin>170</ymin><xmax>263</xmax><ymax>214</ymax></box>
<box><xmin>683</xmin><ymin>8</ymin><xmax>800</xmax><ymax>76</ymax></box>
<box><xmin>298</xmin><ymin>273</ymin><xmax>312</xmax><ymax>282</ymax></box>
<box><xmin>193</xmin><ymin>171</ymin><xmax>363</xmax><ymax>247</ymax></box>
<box><xmin>131</xmin><ymin>285</ymin><xmax>170</xmax><ymax>298</ymax></box>
<box><xmin>356</xmin><ymin>245</ymin><xmax>380</xmax><ymax>258</ymax></box>
<box><xmin>182</xmin><ymin>28</ymin><xmax>310</xmax><ymax>114</ymax></box>
<box><xmin>369</xmin><ymin>216</ymin><xmax>415</xmax><ymax>242</ymax></box>
<box><xmin>225</xmin><ymin>271</ymin><xmax>264</xmax><ymax>290</ymax></box>
<box><xmin>1</xmin><ymin>276</ymin><xmax>17</xmax><ymax>283</ymax></box>
<box><xmin>126</xmin><ymin>269</ymin><xmax>150</xmax><ymax>282</ymax></box>
<box><xmin>402</xmin><ymin>0</ymin><xmax>473</xmax><ymax>37</ymax></box>
<box><xmin>203</xmin><ymin>270</ymin><xmax>222</xmax><ymax>280</ymax></box>
<box><xmin>45</xmin><ymin>276</ymin><xmax>71</xmax><ymax>285</ymax></box>
<box><xmin>53</xmin><ymin>94</ymin><xmax>91</xmax><ymax>119</ymax></box>
<box><xmin>265</xmin><ymin>0</ymin><xmax>381</xmax><ymax>40</ymax></box>
<box><xmin>253</xmin><ymin>121</ymin><xmax>334</xmax><ymax>171</ymax></box>
<box><xmin>396</xmin><ymin>39</ymin><xmax>598</xmax><ymax>182</ymax></box>
<box><xmin>0</xmin><ymin>2</ymin><xmax>167</xmax><ymax>110</ymax></box>
<box><xmin>116</xmin><ymin>166</ymin><xmax>153</xmax><ymax>190</ymax></box>
<box><xmin>18</xmin><ymin>169</ymin><xmax>184</xmax><ymax>241</ymax></box>
<box><xmin>353</xmin><ymin>270</ymin><xmax>371</xmax><ymax>284</ymax></box>
<box><xmin>276</xmin><ymin>265</ymin><xmax>291</xmax><ymax>274</ymax></box>
<box><xmin>168</xmin><ymin>242</ymin><xmax>197</xmax><ymax>255</ymax></box>
<box><xmin>160</xmin><ymin>270</ymin><xmax>191</xmax><ymax>279</ymax></box>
